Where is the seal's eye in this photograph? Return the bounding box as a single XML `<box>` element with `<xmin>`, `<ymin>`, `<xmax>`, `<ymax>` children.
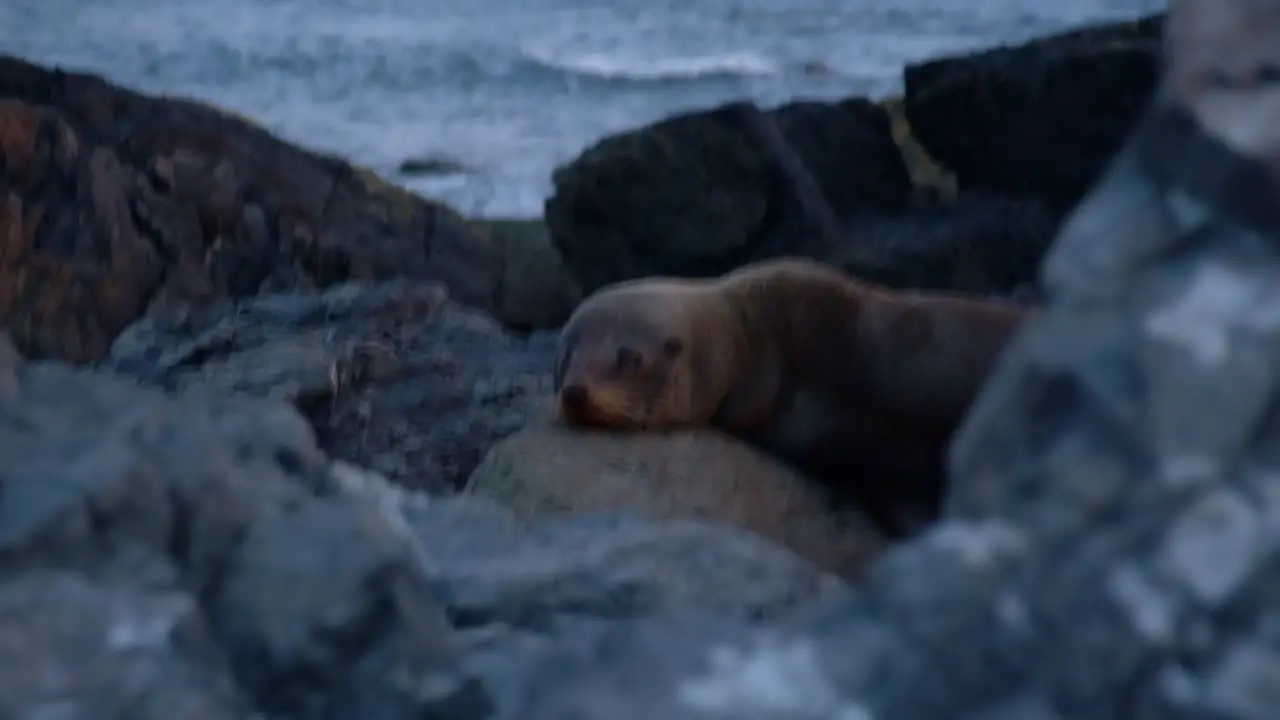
<box><xmin>615</xmin><ymin>346</ymin><xmax>642</xmax><ymax>371</ymax></box>
<box><xmin>661</xmin><ymin>337</ymin><xmax>683</xmax><ymax>358</ymax></box>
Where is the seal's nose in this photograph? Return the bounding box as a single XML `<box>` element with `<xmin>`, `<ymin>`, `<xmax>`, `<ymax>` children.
<box><xmin>559</xmin><ymin>384</ymin><xmax>589</xmax><ymax>410</ymax></box>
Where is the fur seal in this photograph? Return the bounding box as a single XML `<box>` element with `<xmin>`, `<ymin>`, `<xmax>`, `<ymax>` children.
<box><xmin>552</xmin><ymin>256</ymin><xmax>1030</xmax><ymax>537</ymax></box>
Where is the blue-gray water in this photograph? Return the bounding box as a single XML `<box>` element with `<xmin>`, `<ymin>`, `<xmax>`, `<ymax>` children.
<box><xmin>3</xmin><ymin>0</ymin><xmax>1165</xmax><ymax>217</ymax></box>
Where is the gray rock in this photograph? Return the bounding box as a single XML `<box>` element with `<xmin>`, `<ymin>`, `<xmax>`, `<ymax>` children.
<box><xmin>334</xmin><ymin>466</ymin><xmax>858</xmax><ymax>716</ymax></box>
<box><xmin>103</xmin><ymin>280</ymin><xmax>557</xmax><ymax>493</ymax></box>
<box><xmin>410</xmin><ymin>500</ymin><xmax>851</xmax><ymax>627</ymax></box>
<box><xmin>0</xmin><ymin>571</ymin><xmax>251</xmax><ymax>719</ymax></box>
<box><xmin>0</xmin><ymin>341</ymin><xmax>494</xmax><ymax>718</ymax></box>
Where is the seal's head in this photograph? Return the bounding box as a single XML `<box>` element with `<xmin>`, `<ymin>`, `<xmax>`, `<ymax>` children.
<box><xmin>553</xmin><ymin>280</ymin><xmax>724</xmax><ymax>431</ymax></box>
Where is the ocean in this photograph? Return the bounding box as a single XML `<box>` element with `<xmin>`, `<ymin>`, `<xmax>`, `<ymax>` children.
<box><xmin>2</xmin><ymin>0</ymin><xmax>1166</xmax><ymax>218</ymax></box>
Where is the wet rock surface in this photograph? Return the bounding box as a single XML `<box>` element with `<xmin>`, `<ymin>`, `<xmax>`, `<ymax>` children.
<box><xmin>6</xmin><ymin>1</ymin><xmax>1276</xmax><ymax>717</ymax></box>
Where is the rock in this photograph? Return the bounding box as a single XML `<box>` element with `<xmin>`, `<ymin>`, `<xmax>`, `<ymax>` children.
<box><xmin>398</xmin><ymin>154</ymin><xmax>469</xmax><ymax>177</ymax></box>
<box><xmin>944</xmin><ymin>12</ymin><xmax>1280</xmax><ymax>525</ymax></box>
<box><xmin>545</xmin><ymin>97</ymin><xmax>914</xmax><ymax>294</ymax></box>
<box><xmin>403</xmin><ymin>493</ymin><xmax>857</xmax><ymax>711</ymax></box>
<box><xmin>332</xmin><ymin>459</ymin><xmax>857</xmax><ymax>707</ymax></box>
<box><xmin>465</xmin><ymin>418</ymin><xmax>889</xmax><ymax>581</ymax></box>
<box><xmin>0</xmin><ymin>572</ymin><xmax>252</xmax><ymax>718</ymax></box>
<box><xmin>903</xmin><ymin>13</ymin><xmax>1163</xmax><ymax>218</ymax></box>
<box><xmin>0</xmin><ymin>55</ymin><xmax>503</xmax><ymax>365</ymax></box>
<box><xmin>769</xmin><ymin>98</ymin><xmax>915</xmax><ymax>225</ymax></box>
<box><xmin>0</xmin><ymin>333</ymin><xmax>495</xmax><ymax>718</ymax></box>
<box><xmin>104</xmin><ymin>279</ymin><xmax>557</xmax><ymax>494</ymax></box>
<box><xmin>833</xmin><ymin>193</ymin><xmax>1058</xmax><ymax>299</ymax></box>
<box><xmin>471</xmin><ymin>217</ymin><xmax>582</xmax><ymax>332</ymax></box>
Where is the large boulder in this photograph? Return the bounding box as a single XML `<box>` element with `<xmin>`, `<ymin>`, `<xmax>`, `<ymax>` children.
<box><xmin>0</xmin><ymin>335</ymin><xmax>494</xmax><ymax>718</ymax></box>
<box><xmin>465</xmin><ymin>417</ymin><xmax>888</xmax><ymax>580</ymax></box>
<box><xmin>0</xmin><ymin>55</ymin><xmax>504</xmax><ymax>364</ymax></box>
<box><xmin>544</xmin><ymin>97</ymin><xmax>915</xmax><ymax>294</ymax></box>
<box><xmin>903</xmin><ymin>13</ymin><xmax>1164</xmax><ymax>218</ymax></box>
<box><xmin>103</xmin><ymin>280</ymin><xmax>557</xmax><ymax>494</ymax></box>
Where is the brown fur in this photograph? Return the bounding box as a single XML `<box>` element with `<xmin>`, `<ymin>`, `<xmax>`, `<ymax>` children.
<box><xmin>553</xmin><ymin>256</ymin><xmax>1031</xmax><ymax>536</ymax></box>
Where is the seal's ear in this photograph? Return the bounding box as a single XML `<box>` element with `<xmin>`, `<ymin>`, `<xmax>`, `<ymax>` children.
<box><xmin>661</xmin><ymin>337</ymin><xmax>684</xmax><ymax>358</ymax></box>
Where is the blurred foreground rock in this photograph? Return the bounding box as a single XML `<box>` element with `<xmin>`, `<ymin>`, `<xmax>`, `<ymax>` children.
<box><xmin>0</xmin><ymin>338</ymin><xmax>493</xmax><ymax>718</ymax></box>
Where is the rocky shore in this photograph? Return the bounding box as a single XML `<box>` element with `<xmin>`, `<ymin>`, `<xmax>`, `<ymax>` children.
<box><xmin>5</xmin><ymin>5</ymin><xmax>1277</xmax><ymax>718</ymax></box>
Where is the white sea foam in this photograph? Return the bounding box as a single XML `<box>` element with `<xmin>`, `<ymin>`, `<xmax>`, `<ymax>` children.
<box><xmin>522</xmin><ymin>47</ymin><xmax>782</xmax><ymax>82</ymax></box>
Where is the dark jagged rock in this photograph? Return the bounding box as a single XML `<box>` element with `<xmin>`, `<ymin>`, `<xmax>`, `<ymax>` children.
<box><xmin>833</xmin><ymin>194</ymin><xmax>1059</xmax><ymax>299</ymax></box>
<box><xmin>545</xmin><ymin>98</ymin><xmax>914</xmax><ymax>294</ymax></box>
<box><xmin>103</xmin><ymin>280</ymin><xmax>557</xmax><ymax>494</ymax></box>
<box><xmin>0</xmin><ymin>335</ymin><xmax>494</xmax><ymax>718</ymax></box>
<box><xmin>903</xmin><ymin>13</ymin><xmax>1164</xmax><ymax>218</ymax></box>
<box><xmin>0</xmin><ymin>55</ymin><xmax>503</xmax><ymax>364</ymax></box>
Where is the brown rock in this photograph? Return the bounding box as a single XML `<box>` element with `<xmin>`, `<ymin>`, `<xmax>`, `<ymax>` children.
<box><xmin>464</xmin><ymin>416</ymin><xmax>889</xmax><ymax>580</ymax></box>
<box><xmin>0</xmin><ymin>98</ymin><xmax>163</xmax><ymax>364</ymax></box>
<box><xmin>0</xmin><ymin>55</ymin><xmax>503</xmax><ymax>364</ymax></box>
